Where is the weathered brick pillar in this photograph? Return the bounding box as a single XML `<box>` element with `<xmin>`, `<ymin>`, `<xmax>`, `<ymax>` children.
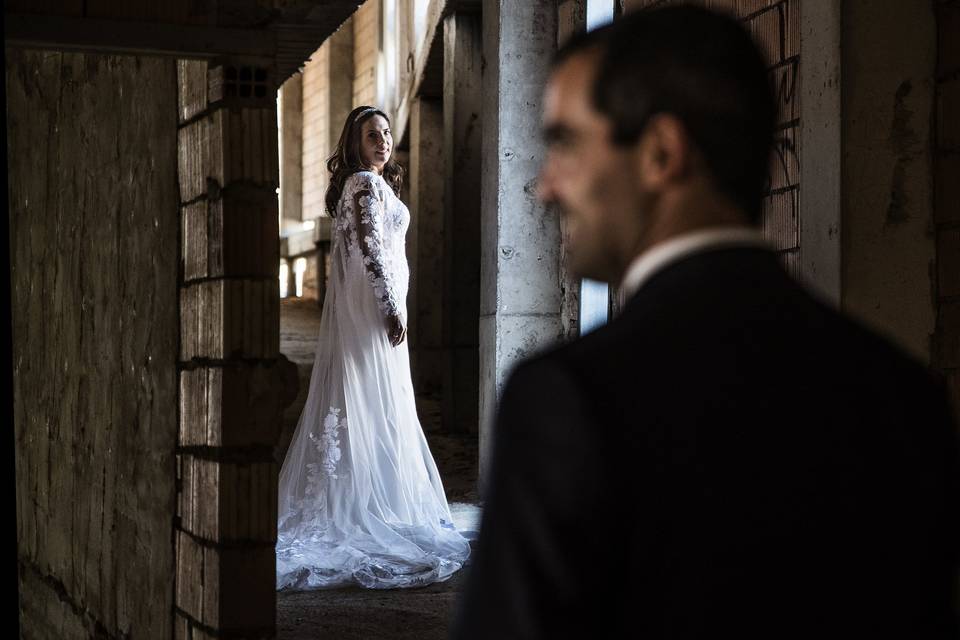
<box><xmin>174</xmin><ymin>58</ymin><xmax>296</xmax><ymax>639</ymax></box>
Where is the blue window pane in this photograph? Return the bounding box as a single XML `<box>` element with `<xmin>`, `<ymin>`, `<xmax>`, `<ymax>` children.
<box><xmin>580</xmin><ymin>278</ymin><xmax>609</xmax><ymax>335</ymax></box>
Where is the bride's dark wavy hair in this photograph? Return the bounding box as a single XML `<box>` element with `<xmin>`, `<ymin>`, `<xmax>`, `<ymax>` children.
<box><xmin>325</xmin><ymin>105</ymin><xmax>405</xmax><ymax>217</ymax></box>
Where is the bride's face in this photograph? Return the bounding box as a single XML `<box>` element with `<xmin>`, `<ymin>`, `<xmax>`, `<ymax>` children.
<box><xmin>359</xmin><ymin>115</ymin><xmax>392</xmax><ymax>174</ymax></box>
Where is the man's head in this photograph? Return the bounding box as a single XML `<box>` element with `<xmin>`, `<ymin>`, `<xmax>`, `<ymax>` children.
<box><xmin>538</xmin><ymin>6</ymin><xmax>776</xmax><ymax>283</ymax></box>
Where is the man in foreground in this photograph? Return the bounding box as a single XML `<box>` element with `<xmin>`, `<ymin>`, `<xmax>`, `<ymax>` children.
<box><xmin>450</xmin><ymin>5</ymin><xmax>960</xmax><ymax>638</ymax></box>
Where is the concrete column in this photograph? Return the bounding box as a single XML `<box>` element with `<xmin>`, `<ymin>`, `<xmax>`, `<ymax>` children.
<box><xmin>409</xmin><ymin>97</ymin><xmax>445</xmax><ymax>395</ymax></box>
<box><xmin>800</xmin><ymin>0</ymin><xmax>842</xmax><ymax>305</ymax></box>
<box><xmin>480</xmin><ymin>0</ymin><xmax>561</xmax><ymax>490</ymax></box>
<box><xmin>443</xmin><ymin>11</ymin><xmax>483</xmax><ymax>434</ymax></box>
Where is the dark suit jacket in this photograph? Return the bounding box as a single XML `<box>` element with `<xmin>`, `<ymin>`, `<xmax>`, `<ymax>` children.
<box><xmin>449</xmin><ymin>246</ymin><xmax>960</xmax><ymax>639</ymax></box>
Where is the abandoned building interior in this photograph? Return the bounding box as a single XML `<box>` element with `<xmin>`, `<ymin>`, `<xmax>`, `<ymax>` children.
<box><xmin>7</xmin><ymin>0</ymin><xmax>960</xmax><ymax>637</ymax></box>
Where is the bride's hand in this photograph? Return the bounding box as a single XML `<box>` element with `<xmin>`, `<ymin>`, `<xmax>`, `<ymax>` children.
<box><xmin>385</xmin><ymin>313</ymin><xmax>406</xmax><ymax>346</ymax></box>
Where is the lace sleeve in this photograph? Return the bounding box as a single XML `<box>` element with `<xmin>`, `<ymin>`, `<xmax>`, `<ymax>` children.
<box><xmin>352</xmin><ymin>176</ymin><xmax>401</xmax><ymax>319</ymax></box>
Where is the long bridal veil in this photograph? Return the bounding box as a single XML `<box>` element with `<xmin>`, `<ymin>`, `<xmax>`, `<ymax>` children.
<box><xmin>276</xmin><ymin>171</ymin><xmax>471</xmax><ymax>590</ymax></box>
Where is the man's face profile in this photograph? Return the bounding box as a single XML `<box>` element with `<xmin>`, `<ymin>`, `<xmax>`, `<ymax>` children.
<box><xmin>538</xmin><ymin>49</ymin><xmax>643</xmax><ymax>284</ymax></box>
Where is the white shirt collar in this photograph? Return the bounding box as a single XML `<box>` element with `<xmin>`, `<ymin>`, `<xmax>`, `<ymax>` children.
<box><xmin>619</xmin><ymin>226</ymin><xmax>773</xmax><ymax>302</ymax></box>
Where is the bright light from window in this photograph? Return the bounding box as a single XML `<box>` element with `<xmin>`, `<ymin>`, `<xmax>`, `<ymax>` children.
<box><xmin>280</xmin><ymin>260</ymin><xmax>290</xmax><ymax>298</ymax></box>
<box><xmin>587</xmin><ymin>0</ymin><xmax>614</xmax><ymax>30</ymax></box>
<box><xmin>277</xmin><ymin>92</ymin><xmax>283</xmax><ymax>238</ymax></box>
<box><xmin>383</xmin><ymin>0</ymin><xmax>398</xmax><ymax>109</ymax></box>
<box><xmin>578</xmin><ymin>0</ymin><xmax>615</xmax><ymax>335</ymax></box>
<box><xmin>303</xmin><ymin>220</ymin><xmax>316</xmax><ymax>231</ymax></box>
<box><xmin>293</xmin><ymin>257</ymin><xmax>308</xmax><ymax>298</ymax></box>
<box><xmin>414</xmin><ymin>0</ymin><xmax>429</xmax><ymax>57</ymax></box>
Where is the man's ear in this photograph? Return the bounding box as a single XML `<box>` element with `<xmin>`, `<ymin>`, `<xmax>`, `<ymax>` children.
<box><xmin>633</xmin><ymin>113</ymin><xmax>692</xmax><ymax>192</ymax></box>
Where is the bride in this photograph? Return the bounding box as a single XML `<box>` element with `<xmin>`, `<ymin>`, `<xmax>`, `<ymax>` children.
<box><xmin>276</xmin><ymin>105</ymin><xmax>471</xmax><ymax>590</ymax></box>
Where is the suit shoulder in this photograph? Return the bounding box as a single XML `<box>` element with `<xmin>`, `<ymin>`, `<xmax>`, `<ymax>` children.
<box><xmin>816</xmin><ymin>295</ymin><xmax>939</xmax><ymax>385</ymax></box>
<box><xmin>496</xmin><ymin>347</ymin><xmax>604</xmax><ymax>449</ymax></box>
<box><xmin>544</xmin><ymin>313</ymin><xmax>644</xmax><ymax>370</ymax></box>
<box><xmin>503</xmin><ymin>347</ymin><xmax>579</xmax><ymax>392</ymax></box>
<box><xmin>498</xmin><ymin>342</ymin><xmax>607</xmax><ymax>415</ymax></box>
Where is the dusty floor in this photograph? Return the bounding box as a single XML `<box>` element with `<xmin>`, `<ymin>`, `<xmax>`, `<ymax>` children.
<box><xmin>277</xmin><ymin>565</ymin><xmax>475</xmax><ymax>640</ymax></box>
<box><xmin>278</xmin><ymin>295</ymin><xmax>480</xmax><ymax>640</ymax></box>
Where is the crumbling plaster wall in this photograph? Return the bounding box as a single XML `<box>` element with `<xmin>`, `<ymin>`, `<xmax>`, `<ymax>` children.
<box><xmin>841</xmin><ymin>0</ymin><xmax>937</xmax><ymax>363</ymax></box>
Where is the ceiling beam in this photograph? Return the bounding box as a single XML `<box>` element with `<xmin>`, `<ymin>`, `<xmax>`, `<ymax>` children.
<box><xmin>5</xmin><ymin>13</ymin><xmax>276</xmax><ymax>61</ymax></box>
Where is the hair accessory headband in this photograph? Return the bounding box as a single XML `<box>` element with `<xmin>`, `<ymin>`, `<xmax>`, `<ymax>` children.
<box><xmin>353</xmin><ymin>107</ymin><xmax>379</xmax><ymax>123</ymax></box>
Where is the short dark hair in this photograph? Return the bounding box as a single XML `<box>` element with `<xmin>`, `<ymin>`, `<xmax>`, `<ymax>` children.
<box><xmin>553</xmin><ymin>6</ymin><xmax>776</xmax><ymax>225</ymax></box>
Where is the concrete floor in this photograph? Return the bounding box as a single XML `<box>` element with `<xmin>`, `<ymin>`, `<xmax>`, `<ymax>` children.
<box><xmin>277</xmin><ymin>565</ymin><xmax>475</xmax><ymax>640</ymax></box>
<box><xmin>278</xmin><ymin>295</ymin><xmax>480</xmax><ymax>640</ymax></box>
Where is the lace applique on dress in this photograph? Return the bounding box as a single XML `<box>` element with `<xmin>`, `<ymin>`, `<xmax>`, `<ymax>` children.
<box><xmin>350</xmin><ymin>174</ymin><xmax>402</xmax><ymax>319</ymax></box>
<box><xmin>306</xmin><ymin>406</ymin><xmax>347</xmax><ymax>482</ymax></box>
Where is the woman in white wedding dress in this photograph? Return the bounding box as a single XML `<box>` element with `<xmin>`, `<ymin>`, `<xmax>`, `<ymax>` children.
<box><xmin>276</xmin><ymin>106</ymin><xmax>471</xmax><ymax>590</ymax></box>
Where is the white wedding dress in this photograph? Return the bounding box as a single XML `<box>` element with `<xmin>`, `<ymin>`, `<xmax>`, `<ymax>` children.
<box><xmin>276</xmin><ymin>170</ymin><xmax>471</xmax><ymax>590</ymax></box>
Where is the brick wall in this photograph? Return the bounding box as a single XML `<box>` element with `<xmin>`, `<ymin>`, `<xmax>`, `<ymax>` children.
<box><xmin>302</xmin><ymin>41</ymin><xmax>331</xmax><ymax>219</ymax></box>
<box><xmin>299</xmin><ymin>19</ymin><xmax>356</xmax><ymax>223</ymax></box>
<box><xmin>354</xmin><ymin>0</ymin><xmax>381</xmax><ymax>106</ymax></box>
<box><xmin>935</xmin><ymin>0</ymin><xmax>960</xmax><ymax>407</ymax></box>
<box><xmin>624</xmin><ymin>0</ymin><xmax>801</xmax><ymax>277</ymax></box>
